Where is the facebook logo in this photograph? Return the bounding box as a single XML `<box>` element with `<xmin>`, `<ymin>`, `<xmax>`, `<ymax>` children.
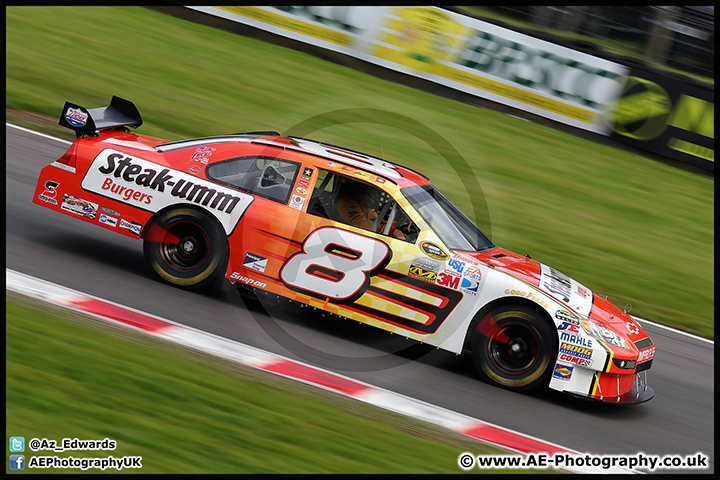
<box><xmin>9</xmin><ymin>437</ymin><xmax>25</xmax><ymax>452</ymax></box>
<box><xmin>9</xmin><ymin>455</ymin><xmax>25</xmax><ymax>470</ymax></box>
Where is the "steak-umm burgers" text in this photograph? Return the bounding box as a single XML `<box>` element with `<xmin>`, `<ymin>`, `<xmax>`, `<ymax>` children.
<box><xmin>82</xmin><ymin>149</ymin><xmax>253</xmax><ymax>233</ymax></box>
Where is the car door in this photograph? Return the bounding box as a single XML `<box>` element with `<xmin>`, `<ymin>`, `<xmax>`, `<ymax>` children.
<box><xmin>277</xmin><ymin>167</ymin><xmax>464</xmax><ymax>338</ymax></box>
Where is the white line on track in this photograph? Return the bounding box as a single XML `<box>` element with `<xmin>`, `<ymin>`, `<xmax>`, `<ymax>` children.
<box><xmin>7</xmin><ymin>122</ymin><xmax>72</xmax><ymax>145</ymax></box>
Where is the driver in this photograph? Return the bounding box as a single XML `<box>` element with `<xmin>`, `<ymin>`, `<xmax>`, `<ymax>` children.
<box><xmin>336</xmin><ymin>180</ymin><xmax>407</xmax><ymax>240</ymax></box>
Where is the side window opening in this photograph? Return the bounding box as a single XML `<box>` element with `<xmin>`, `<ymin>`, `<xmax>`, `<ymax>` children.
<box><xmin>308</xmin><ymin>169</ymin><xmax>418</xmax><ymax>242</ymax></box>
<box><xmin>207</xmin><ymin>156</ymin><xmax>299</xmax><ymax>204</ymax></box>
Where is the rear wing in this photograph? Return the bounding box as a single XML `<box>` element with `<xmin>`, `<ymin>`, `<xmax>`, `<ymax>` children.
<box><xmin>58</xmin><ymin>96</ymin><xmax>142</xmax><ymax>137</ymax></box>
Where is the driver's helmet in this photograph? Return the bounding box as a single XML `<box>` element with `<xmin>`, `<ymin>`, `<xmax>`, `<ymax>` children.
<box><xmin>348</xmin><ymin>180</ymin><xmax>381</xmax><ymax>210</ymax></box>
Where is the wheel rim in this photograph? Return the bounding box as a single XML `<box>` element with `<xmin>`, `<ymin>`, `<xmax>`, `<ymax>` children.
<box><xmin>159</xmin><ymin>221</ymin><xmax>209</xmax><ymax>272</ymax></box>
<box><xmin>488</xmin><ymin>323</ymin><xmax>539</xmax><ymax>374</ymax></box>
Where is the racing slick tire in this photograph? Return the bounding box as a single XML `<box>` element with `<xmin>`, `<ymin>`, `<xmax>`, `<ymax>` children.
<box><xmin>143</xmin><ymin>207</ymin><xmax>228</xmax><ymax>291</ymax></box>
<box><xmin>471</xmin><ymin>304</ymin><xmax>557</xmax><ymax>392</ymax></box>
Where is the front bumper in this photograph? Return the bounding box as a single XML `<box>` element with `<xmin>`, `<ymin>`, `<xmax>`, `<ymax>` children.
<box><xmin>567</xmin><ymin>372</ymin><xmax>654</xmax><ymax>405</ymax></box>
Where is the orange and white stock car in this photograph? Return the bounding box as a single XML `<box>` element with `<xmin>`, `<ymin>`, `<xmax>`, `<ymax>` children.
<box><xmin>34</xmin><ymin>97</ymin><xmax>655</xmax><ymax>403</ymax></box>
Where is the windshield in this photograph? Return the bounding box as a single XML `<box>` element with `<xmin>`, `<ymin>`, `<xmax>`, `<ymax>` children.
<box><xmin>402</xmin><ymin>185</ymin><xmax>495</xmax><ymax>252</ymax></box>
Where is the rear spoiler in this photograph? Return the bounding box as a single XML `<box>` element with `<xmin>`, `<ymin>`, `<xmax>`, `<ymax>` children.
<box><xmin>58</xmin><ymin>96</ymin><xmax>142</xmax><ymax>137</ymax></box>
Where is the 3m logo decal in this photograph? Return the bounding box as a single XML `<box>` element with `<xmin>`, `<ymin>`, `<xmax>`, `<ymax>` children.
<box><xmin>437</xmin><ymin>271</ymin><xmax>460</xmax><ymax>289</ymax></box>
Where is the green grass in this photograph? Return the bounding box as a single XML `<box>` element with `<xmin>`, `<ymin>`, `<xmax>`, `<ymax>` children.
<box><xmin>5</xmin><ymin>6</ymin><xmax>713</xmax><ymax>338</ymax></box>
<box><xmin>6</xmin><ymin>294</ymin><xmax>540</xmax><ymax>474</ymax></box>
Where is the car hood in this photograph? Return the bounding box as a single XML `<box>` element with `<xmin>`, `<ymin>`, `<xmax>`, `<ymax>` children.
<box><xmin>462</xmin><ymin>247</ymin><xmax>650</xmax><ymax>344</ymax></box>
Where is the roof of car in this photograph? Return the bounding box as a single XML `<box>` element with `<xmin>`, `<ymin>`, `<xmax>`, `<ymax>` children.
<box><xmin>155</xmin><ymin>133</ymin><xmax>430</xmax><ymax>186</ymax></box>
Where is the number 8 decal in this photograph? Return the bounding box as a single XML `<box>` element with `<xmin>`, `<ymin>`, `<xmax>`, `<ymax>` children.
<box><xmin>280</xmin><ymin>227</ymin><xmax>391</xmax><ymax>303</ymax></box>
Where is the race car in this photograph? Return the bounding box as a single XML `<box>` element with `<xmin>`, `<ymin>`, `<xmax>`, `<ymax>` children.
<box><xmin>33</xmin><ymin>96</ymin><xmax>655</xmax><ymax>403</ymax></box>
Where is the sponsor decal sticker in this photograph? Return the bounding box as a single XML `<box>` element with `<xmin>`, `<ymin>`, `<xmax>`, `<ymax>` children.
<box><xmin>419</xmin><ymin>241</ymin><xmax>450</xmax><ymax>260</ymax></box>
<box><xmin>61</xmin><ymin>194</ymin><xmax>97</xmax><ymax>219</ymax></box>
<box><xmin>625</xmin><ymin>320</ymin><xmax>640</xmax><ymax>335</ymax></box>
<box><xmin>243</xmin><ymin>252</ymin><xmax>268</xmax><ymax>273</ymax></box>
<box><xmin>638</xmin><ymin>346</ymin><xmax>655</xmax><ymax>362</ymax></box>
<box><xmin>539</xmin><ymin>263</ymin><xmax>593</xmax><ymax>317</ymax></box>
<box><xmin>464</xmin><ymin>264</ymin><xmax>482</xmax><ymax>281</ymax></box>
<box><xmin>231</xmin><ymin>272</ymin><xmax>267</xmax><ymax>288</ymax></box>
<box><xmin>289</xmin><ymin>194</ymin><xmax>305</xmax><ymax>210</ymax></box>
<box><xmin>555</xmin><ymin>310</ymin><xmax>579</xmax><ymax>324</ymax></box>
<box><xmin>98</xmin><ymin>213</ymin><xmax>118</xmax><ymax>227</ymax></box>
<box><xmin>295</xmin><ymin>187</ymin><xmax>308</xmax><ymax>195</ymax></box>
<box><xmin>447</xmin><ymin>257</ymin><xmax>466</xmax><ymax>274</ymax></box>
<box><xmin>119</xmin><ymin>218</ymin><xmax>142</xmax><ymax>235</ymax></box>
<box><xmin>560</xmin><ymin>342</ymin><xmax>592</xmax><ymax>360</ymax></box>
<box><xmin>553</xmin><ymin>364</ymin><xmax>573</xmax><ymax>381</ymax></box>
<box><xmin>100</xmin><ymin>206</ymin><xmax>122</xmax><ymax>217</ymax></box>
<box><xmin>541</xmin><ymin>265</ymin><xmax>571</xmax><ymax>302</ymax></box>
<box><xmin>38</xmin><ymin>180</ymin><xmax>60</xmax><ymax>205</ymax></box>
<box><xmin>408</xmin><ymin>265</ymin><xmax>437</xmax><ymax>282</ymax></box>
<box><xmin>188</xmin><ymin>164</ymin><xmax>202</xmax><ymax>175</ymax></box>
<box><xmin>436</xmin><ymin>271</ymin><xmax>460</xmax><ymax>289</ymax></box>
<box><xmin>190</xmin><ymin>146</ymin><xmax>215</xmax><ymax>164</ymax></box>
<box><xmin>560</xmin><ymin>331</ymin><xmax>593</xmax><ymax>348</ymax></box>
<box><xmin>557</xmin><ymin>321</ymin><xmax>581</xmax><ymax>333</ymax></box>
<box><xmin>65</xmin><ymin>107</ymin><xmax>88</xmax><ymax>127</ymax></box>
<box><xmin>459</xmin><ymin>276</ymin><xmax>479</xmax><ymax>295</ymax></box>
<box><xmin>504</xmin><ymin>289</ymin><xmax>549</xmax><ymax>309</ymax></box>
<box><xmin>559</xmin><ymin>353</ymin><xmax>593</xmax><ymax>367</ymax></box>
<box><xmin>302</xmin><ymin>167</ymin><xmax>314</xmax><ymax>180</ymax></box>
<box><xmin>298</xmin><ymin>180</ymin><xmax>310</xmax><ymax>188</ymax></box>
<box><xmin>411</xmin><ymin>255</ymin><xmax>441</xmax><ymax>273</ymax></box>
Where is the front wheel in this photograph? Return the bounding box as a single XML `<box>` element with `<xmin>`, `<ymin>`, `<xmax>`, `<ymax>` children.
<box><xmin>471</xmin><ymin>305</ymin><xmax>556</xmax><ymax>392</ymax></box>
<box><xmin>143</xmin><ymin>207</ymin><xmax>228</xmax><ymax>291</ymax></box>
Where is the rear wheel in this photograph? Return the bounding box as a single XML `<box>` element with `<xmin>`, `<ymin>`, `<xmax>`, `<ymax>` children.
<box><xmin>143</xmin><ymin>208</ymin><xmax>228</xmax><ymax>291</ymax></box>
<box><xmin>471</xmin><ymin>305</ymin><xmax>556</xmax><ymax>392</ymax></box>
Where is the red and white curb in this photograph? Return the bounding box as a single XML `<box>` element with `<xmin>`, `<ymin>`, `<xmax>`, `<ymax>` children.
<box><xmin>7</xmin><ymin>268</ymin><xmax>634</xmax><ymax>474</ymax></box>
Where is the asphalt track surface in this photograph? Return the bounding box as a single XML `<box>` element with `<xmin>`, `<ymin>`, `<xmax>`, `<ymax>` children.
<box><xmin>6</xmin><ymin>124</ymin><xmax>714</xmax><ymax>474</ymax></box>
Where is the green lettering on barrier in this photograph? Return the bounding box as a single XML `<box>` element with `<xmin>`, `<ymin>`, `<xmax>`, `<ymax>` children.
<box><xmin>667</xmin><ymin>95</ymin><xmax>714</xmax><ymax>138</ymax></box>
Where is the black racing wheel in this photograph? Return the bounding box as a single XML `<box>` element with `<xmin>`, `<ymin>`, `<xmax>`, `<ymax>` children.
<box><xmin>143</xmin><ymin>207</ymin><xmax>228</xmax><ymax>291</ymax></box>
<box><xmin>471</xmin><ymin>305</ymin><xmax>557</xmax><ymax>392</ymax></box>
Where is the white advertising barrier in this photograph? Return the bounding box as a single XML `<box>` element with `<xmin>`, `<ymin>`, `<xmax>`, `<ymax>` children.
<box><xmin>188</xmin><ymin>6</ymin><xmax>630</xmax><ymax>134</ymax></box>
